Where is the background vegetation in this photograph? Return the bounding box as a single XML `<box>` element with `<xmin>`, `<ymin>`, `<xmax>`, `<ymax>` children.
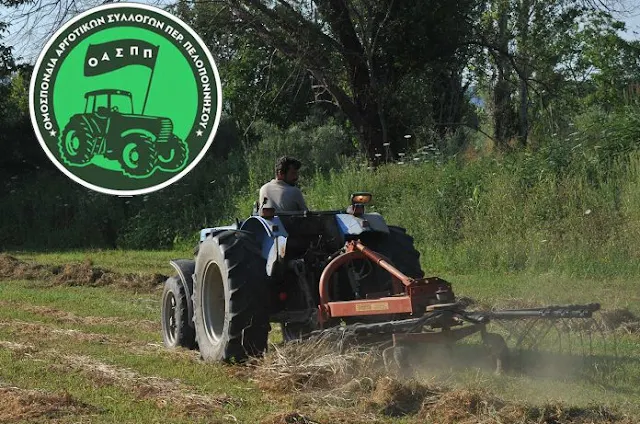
<box><xmin>1</xmin><ymin>0</ymin><xmax>640</xmax><ymax>279</ymax></box>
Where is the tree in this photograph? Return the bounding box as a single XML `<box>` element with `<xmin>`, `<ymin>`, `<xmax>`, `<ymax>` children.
<box><xmin>221</xmin><ymin>0</ymin><xmax>482</xmax><ymax>162</ymax></box>
<box><xmin>169</xmin><ymin>0</ymin><xmax>326</xmax><ymax>147</ymax></box>
<box><xmin>471</xmin><ymin>0</ymin><xmax>640</xmax><ymax>149</ymax></box>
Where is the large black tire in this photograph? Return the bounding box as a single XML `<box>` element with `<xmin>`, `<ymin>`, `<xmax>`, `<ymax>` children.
<box><xmin>192</xmin><ymin>231</ymin><xmax>270</xmax><ymax>363</ymax></box>
<box><xmin>58</xmin><ymin>115</ymin><xmax>100</xmax><ymax>166</ymax></box>
<box><xmin>120</xmin><ymin>134</ymin><xmax>158</xmax><ymax>177</ymax></box>
<box><xmin>161</xmin><ymin>276</ymin><xmax>196</xmax><ymax>350</ymax></box>
<box><xmin>379</xmin><ymin>225</ymin><xmax>424</xmax><ymax>279</ymax></box>
<box><xmin>356</xmin><ymin>225</ymin><xmax>424</xmax><ymax>294</ymax></box>
<box><xmin>157</xmin><ymin>135</ymin><xmax>188</xmax><ymax>172</ymax></box>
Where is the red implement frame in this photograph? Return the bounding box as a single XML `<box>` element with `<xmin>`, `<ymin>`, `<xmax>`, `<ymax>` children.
<box><xmin>317</xmin><ymin>240</ymin><xmax>454</xmax><ymax>325</ymax></box>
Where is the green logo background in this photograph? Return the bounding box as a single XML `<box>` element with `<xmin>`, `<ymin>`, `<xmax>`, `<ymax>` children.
<box><xmin>54</xmin><ymin>27</ymin><xmax>198</xmax><ymax>142</ymax></box>
<box><xmin>30</xmin><ymin>3</ymin><xmax>221</xmax><ymax>195</ymax></box>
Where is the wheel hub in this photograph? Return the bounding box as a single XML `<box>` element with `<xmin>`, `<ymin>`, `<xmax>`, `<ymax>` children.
<box><xmin>163</xmin><ymin>292</ymin><xmax>177</xmax><ymax>344</ymax></box>
<box><xmin>202</xmin><ymin>262</ymin><xmax>225</xmax><ymax>344</ymax></box>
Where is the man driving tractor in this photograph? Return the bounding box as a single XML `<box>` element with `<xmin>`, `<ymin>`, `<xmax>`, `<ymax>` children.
<box><xmin>259</xmin><ymin>156</ymin><xmax>308</xmax><ymax>212</ymax></box>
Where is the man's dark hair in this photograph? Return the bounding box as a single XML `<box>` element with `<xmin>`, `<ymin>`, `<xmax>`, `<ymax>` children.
<box><xmin>275</xmin><ymin>156</ymin><xmax>302</xmax><ymax>175</ymax></box>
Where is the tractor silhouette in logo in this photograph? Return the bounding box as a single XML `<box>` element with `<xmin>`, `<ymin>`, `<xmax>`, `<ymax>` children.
<box><xmin>58</xmin><ymin>89</ymin><xmax>188</xmax><ymax>177</ymax></box>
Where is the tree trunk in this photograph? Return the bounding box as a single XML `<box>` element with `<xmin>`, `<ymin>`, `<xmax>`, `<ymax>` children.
<box><xmin>492</xmin><ymin>0</ymin><xmax>515</xmax><ymax>150</ymax></box>
<box><xmin>309</xmin><ymin>69</ymin><xmax>385</xmax><ymax>164</ymax></box>
<box><xmin>517</xmin><ymin>0</ymin><xmax>532</xmax><ymax>147</ymax></box>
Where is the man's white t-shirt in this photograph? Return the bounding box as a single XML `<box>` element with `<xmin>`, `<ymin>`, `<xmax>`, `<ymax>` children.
<box><xmin>258</xmin><ymin>179</ymin><xmax>308</xmax><ymax>212</ymax></box>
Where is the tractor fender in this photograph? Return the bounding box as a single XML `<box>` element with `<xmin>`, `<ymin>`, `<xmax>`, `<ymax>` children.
<box><xmin>240</xmin><ymin>216</ymin><xmax>288</xmax><ymax>277</ymax></box>
<box><xmin>169</xmin><ymin>259</ymin><xmax>195</xmax><ymax>328</ymax></box>
<box><xmin>199</xmin><ymin>225</ymin><xmax>237</xmax><ymax>241</ymax></box>
<box><xmin>335</xmin><ymin>212</ymin><xmax>389</xmax><ymax>236</ymax></box>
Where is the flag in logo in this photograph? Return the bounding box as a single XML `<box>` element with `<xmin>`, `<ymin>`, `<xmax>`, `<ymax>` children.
<box><xmin>84</xmin><ymin>39</ymin><xmax>160</xmax><ymax>76</ymax></box>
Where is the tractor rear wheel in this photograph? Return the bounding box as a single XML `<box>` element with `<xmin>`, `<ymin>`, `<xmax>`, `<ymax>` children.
<box><xmin>192</xmin><ymin>231</ymin><xmax>270</xmax><ymax>363</ymax></box>
<box><xmin>161</xmin><ymin>276</ymin><xmax>196</xmax><ymax>350</ymax></box>
<box><xmin>120</xmin><ymin>134</ymin><xmax>158</xmax><ymax>177</ymax></box>
<box><xmin>380</xmin><ymin>225</ymin><xmax>424</xmax><ymax>279</ymax></box>
<box><xmin>58</xmin><ymin>116</ymin><xmax>100</xmax><ymax>165</ymax></box>
<box><xmin>157</xmin><ymin>135</ymin><xmax>188</xmax><ymax>172</ymax></box>
<box><xmin>358</xmin><ymin>225</ymin><xmax>424</xmax><ymax>294</ymax></box>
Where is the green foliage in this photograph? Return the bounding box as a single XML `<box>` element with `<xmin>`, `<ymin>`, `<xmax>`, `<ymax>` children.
<box><xmin>244</xmin><ymin>116</ymin><xmax>357</xmax><ymax>192</ymax></box>
<box><xmin>303</xmin><ymin>150</ymin><xmax>640</xmax><ymax>277</ymax></box>
<box><xmin>4</xmin><ymin>102</ymin><xmax>640</xmax><ymax>282</ymax></box>
<box><xmin>172</xmin><ymin>0</ymin><xmax>319</xmax><ymax>135</ymax></box>
<box><xmin>2</xmin><ymin>0</ymin><xmax>640</xmax><ymax>287</ymax></box>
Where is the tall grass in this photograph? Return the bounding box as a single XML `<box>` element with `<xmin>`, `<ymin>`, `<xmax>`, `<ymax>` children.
<box><xmin>294</xmin><ymin>152</ymin><xmax>640</xmax><ymax>278</ymax></box>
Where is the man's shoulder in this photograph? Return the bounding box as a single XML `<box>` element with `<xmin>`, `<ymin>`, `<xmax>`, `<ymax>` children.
<box><xmin>260</xmin><ymin>179</ymin><xmax>279</xmax><ymax>189</ymax></box>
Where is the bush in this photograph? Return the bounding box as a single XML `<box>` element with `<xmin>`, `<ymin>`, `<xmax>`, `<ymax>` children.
<box><xmin>244</xmin><ymin>116</ymin><xmax>357</xmax><ymax>193</ymax></box>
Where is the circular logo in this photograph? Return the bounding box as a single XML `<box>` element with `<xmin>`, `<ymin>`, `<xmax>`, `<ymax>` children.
<box><xmin>29</xmin><ymin>2</ymin><xmax>222</xmax><ymax>196</ymax></box>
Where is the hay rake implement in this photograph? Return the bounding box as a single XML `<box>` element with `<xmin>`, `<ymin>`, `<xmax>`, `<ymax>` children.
<box><xmin>162</xmin><ymin>192</ymin><xmax>617</xmax><ymax>377</ymax></box>
<box><xmin>307</xmin><ymin>239</ymin><xmax>612</xmax><ymax>375</ymax></box>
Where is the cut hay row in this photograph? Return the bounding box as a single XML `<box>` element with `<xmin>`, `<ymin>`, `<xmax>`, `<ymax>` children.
<box><xmin>0</xmin><ymin>340</ymin><xmax>235</xmax><ymax>416</ymax></box>
<box><xmin>0</xmin><ymin>254</ymin><xmax>166</xmax><ymax>291</ymax></box>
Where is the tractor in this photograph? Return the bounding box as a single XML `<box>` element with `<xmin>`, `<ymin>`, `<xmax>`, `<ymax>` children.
<box><xmin>161</xmin><ymin>193</ymin><xmax>603</xmax><ymax>372</ymax></box>
<box><xmin>58</xmin><ymin>89</ymin><xmax>188</xmax><ymax>177</ymax></box>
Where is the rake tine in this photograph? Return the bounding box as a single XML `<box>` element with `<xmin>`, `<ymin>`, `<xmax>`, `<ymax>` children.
<box><xmin>528</xmin><ymin>319</ymin><xmax>556</xmax><ymax>351</ymax></box>
<box><xmin>514</xmin><ymin>318</ymin><xmax>542</xmax><ymax>350</ymax></box>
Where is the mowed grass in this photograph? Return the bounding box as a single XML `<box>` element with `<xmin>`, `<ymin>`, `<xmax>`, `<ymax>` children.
<box><xmin>1</xmin><ymin>250</ymin><xmax>639</xmax><ymax>423</ymax></box>
<box><xmin>12</xmin><ymin>248</ymin><xmax>194</xmax><ymax>275</ymax></box>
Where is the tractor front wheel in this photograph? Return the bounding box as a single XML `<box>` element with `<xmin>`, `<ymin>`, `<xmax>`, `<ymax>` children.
<box><xmin>161</xmin><ymin>276</ymin><xmax>196</xmax><ymax>350</ymax></box>
<box><xmin>58</xmin><ymin>116</ymin><xmax>99</xmax><ymax>166</ymax></box>
<box><xmin>120</xmin><ymin>134</ymin><xmax>158</xmax><ymax>177</ymax></box>
<box><xmin>192</xmin><ymin>231</ymin><xmax>270</xmax><ymax>363</ymax></box>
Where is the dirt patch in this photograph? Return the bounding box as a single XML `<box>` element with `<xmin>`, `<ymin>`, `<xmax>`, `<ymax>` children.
<box><xmin>0</xmin><ymin>254</ymin><xmax>166</xmax><ymax>291</ymax></box>
<box><xmin>0</xmin><ymin>385</ymin><xmax>98</xmax><ymax>423</ymax></box>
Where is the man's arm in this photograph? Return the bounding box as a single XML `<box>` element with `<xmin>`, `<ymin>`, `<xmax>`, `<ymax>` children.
<box><xmin>295</xmin><ymin>187</ymin><xmax>308</xmax><ymax>211</ymax></box>
<box><xmin>258</xmin><ymin>184</ymin><xmax>270</xmax><ymax>209</ymax></box>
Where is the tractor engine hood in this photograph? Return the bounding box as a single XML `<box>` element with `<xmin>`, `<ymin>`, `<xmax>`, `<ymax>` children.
<box><xmin>112</xmin><ymin>114</ymin><xmax>174</xmax><ymax>143</ymax></box>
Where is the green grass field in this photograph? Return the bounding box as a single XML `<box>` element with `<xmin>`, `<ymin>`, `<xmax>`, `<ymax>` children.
<box><xmin>0</xmin><ymin>250</ymin><xmax>639</xmax><ymax>423</ymax></box>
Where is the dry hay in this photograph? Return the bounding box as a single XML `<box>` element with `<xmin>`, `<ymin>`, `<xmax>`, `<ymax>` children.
<box><xmin>0</xmin><ymin>319</ymin><xmax>136</xmax><ymax>347</ymax></box>
<box><xmin>246</xmin><ymin>334</ymin><xmax>385</xmax><ymax>393</ymax></box>
<box><xmin>0</xmin><ymin>340</ymin><xmax>38</xmax><ymax>357</ymax></box>
<box><xmin>260</xmin><ymin>412</ymin><xmax>320</xmax><ymax>424</ymax></box>
<box><xmin>0</xmin><ymin>385</ymin><xmax>98</xmax><ymax>423</ymax></box>
<box><xmin>246</xmin><ymin>337</ymin><xmax>634</xmax><ymax>423</ymax></box>
<box><xmin>0</xmin><ymin>340</ymin><xmax>236</xmax><ymax>417</ymax></box>
<box><xmin>600</xmin><ymin>308</ymin><xmax>640</xmax><ymax>334</ymax></box>
<box><xmin>0</xmin><ymin>254</ymin><xmax>166</xmax><ymax>291</ymax></box>
<box><xmin>0</xmin><ymin>254</ymin><xmax>50</xmax><ymax>280</ymax></box>
<box><xmin>16</xmin><ymin>303</ymin><xmax>159</xmax><ymax>332</ymax></box>
<box><xmin>59</xmin><ymin>353</ymin><xmax>239</xmax><ymax>416</ymax></box>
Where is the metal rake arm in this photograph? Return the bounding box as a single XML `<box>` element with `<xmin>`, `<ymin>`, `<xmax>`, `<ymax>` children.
<box><xmin>471</xmin><ymin>303</ymin><xmax>601</xmax><ymax>321</ymax></box>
